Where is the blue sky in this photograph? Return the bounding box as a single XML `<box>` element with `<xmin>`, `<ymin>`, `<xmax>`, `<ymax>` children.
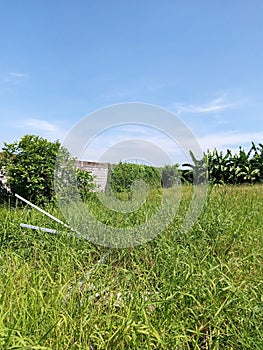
<box><xmin>1</xmin><ymin>1</ymin><xmax>263</xmax><ymax>165</ymax></box>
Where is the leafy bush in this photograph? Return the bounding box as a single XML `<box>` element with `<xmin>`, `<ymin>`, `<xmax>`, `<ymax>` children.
<box><xmin>161</xmin><ymin>164</ymin><xmax>180</xmax><ymax>187</ymax></box>
<box><xmin>0</xmin><ymin>134</ymin><xmax>94</xmax><ymax>205</ymax></box>
<box><xmin>0</xmin><ymin>135</ymin><xmax>60</xmax><ymax>204</ymax></box>
<box><xmin>76</xmin><ymin>167</ymin><xmax>95</xmax><ymax>201</ymax></box>
<box><xmin>109</xmin><ymin>162</ymin><xmax>161</xmax><ymax>194</ymax></box>
<box><xmin>55</xmin><ymin>146</ymin><xmax>95</xmax><ymax>203</ymax></box>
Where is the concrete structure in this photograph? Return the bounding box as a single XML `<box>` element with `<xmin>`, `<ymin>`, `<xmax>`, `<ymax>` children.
<box><xmin>75</xmin><ymin>160</ymin><xmax>109</xmax><ymax>191</ymax></box>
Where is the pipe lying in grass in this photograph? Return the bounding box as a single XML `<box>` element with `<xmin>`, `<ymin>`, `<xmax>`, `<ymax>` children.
<box><xmin>20</xmin><ymin>222</ymin><xmax>76</xmax><ymax>238</ymax></box>
<box><xmin>15</xmin><ymin>193</ymin><xmax>72</xmax><ymax>230</ymax></box>
<box><xmin>20</xmin><ymin>223</ymin><xmax>58</xmax><ymax>234</ymax></box>
<box><xmin>15</xmin><ymin>193</ymin><xmax>82</xmax><ymax>238</ymax></box>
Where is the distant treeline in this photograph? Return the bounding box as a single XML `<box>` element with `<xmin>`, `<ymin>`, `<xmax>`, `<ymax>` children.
<box><xmin>107</xmin><ymin>142</ymin><xmax>263</xmax><ymax>191</ymax></box>
<box><xmin>1</xmin><ymin>135</ymin><xmax>263</xmax><ymax>206</ymax></box>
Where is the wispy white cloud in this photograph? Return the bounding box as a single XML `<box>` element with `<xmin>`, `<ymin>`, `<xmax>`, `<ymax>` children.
<box><xmin>8</xmin><ymin>72</ymin><xmax>29</xmax><ymax>79</ymax></box>
<box><xmin>2</xmin><ymin>71</ymin><xmax>29</xmax><ymax>84</ymax></box>
<box><xmin>17</xmin><ymin>118</ymin><xmax>68</xmax><ymax>144</ymax></box>
<box><xmin>199</xmin><ymin>131</ymin><xmax>263</xmax><ymax>152</ymax></box>
<box><xmin>24</xmin><ymin>118</ymin><xmax>58</xmax><ymax>132</ymax></box>
<box><xmin>171</xmin><ymin>94</ymin><xmax>243</xmax><ymax>115</ymax></box>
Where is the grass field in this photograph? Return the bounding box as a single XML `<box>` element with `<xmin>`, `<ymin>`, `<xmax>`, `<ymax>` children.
<box><xmin>0</xmin><ymin>185</ymin><xmax>262</xmax><ymax>349</ymax></box>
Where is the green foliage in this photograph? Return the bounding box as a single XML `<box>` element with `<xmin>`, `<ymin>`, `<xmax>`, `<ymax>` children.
<box><xmin>109</xmin><ymin>162</ymin><xmax>161</xmax><ymax>194</ymax></box>
<box><xmin>161</xmin><ymin>164</ymin><xmax>180</xmax><ymax>187</ymax></box>
<box><xmin>182</xmin><ymin>150</ymin><xmax>208</xmax><ymax>184</ymax></box>
<box><xmin>0</xmin><ymin>134</ymin><xmax>94</xmax><ymax>205</ymax></box>
<box><xmin>0</xmin><ymin>134</ymin><xmax>60</xmax><ymax>204</ymax></box>
<box><xmin>205</xmin><ymin>142</ymin><xmax>263</xmax><ymax>184</ymax></box>
<box><xmin>76</xmin><ymin>167</ymin><xmax>95</xmax><ymax>201</ymax></box>
<box><xmin>55</xmin><ymin>147</ymin><xmax>95</xmax><ymax>203</ymax></box>
<box><xmin>182</xmin><ymin>142</ymin><xmax>263</xmax><ymax>185</ymax></box>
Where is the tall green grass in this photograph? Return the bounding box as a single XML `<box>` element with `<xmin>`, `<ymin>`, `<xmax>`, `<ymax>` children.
<box><xmin>0</xmin><ymin>185</ymin><xmax>262</xmax><ymax>349</ymax></box>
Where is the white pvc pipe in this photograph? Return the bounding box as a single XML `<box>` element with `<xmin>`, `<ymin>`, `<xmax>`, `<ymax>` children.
<box><xmin>15</xmin><ymin>193</ymin><xmax>72</xmax><ymax>230</ymax></box>
<box><xmin>20</xmin><ymin>223</ymin><xmax>58</xmax><ymax>234</ymax></box>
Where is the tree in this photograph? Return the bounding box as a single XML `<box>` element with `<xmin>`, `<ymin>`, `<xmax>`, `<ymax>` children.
<box><xmin>0</xmin><ymin>135</ymin><xmax>61</xmax><ymax>204</ymax></box>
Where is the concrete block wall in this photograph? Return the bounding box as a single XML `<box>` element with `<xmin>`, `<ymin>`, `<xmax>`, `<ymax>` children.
<box><xmin>75</xmin><ymin>161</ymin><xmax>109</xmax><ymax>191</ymax></box>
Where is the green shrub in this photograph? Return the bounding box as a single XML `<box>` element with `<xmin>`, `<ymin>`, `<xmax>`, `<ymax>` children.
<box><xmin>109</xmin><ymin>162</ymin><xmax>161</xmax><ymax>194</ymax></box>
<box><xmin>161</xmin><ymin>164</ymin><xmax>180</xmax><ymax>187</ymax></box>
